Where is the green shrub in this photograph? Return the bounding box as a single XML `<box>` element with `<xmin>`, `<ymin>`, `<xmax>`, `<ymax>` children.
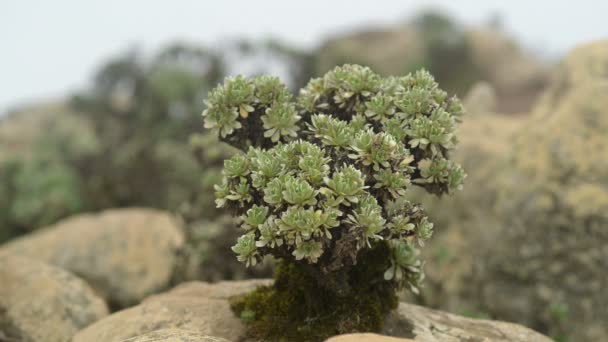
<box><xmin>204</xmin><ymin>64</ymin><xmax>465</xmax><ymax>340</ymax></box>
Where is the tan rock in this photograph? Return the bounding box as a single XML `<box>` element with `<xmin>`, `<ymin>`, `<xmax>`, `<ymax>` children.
<box><xmin>0</xmin><ymin>208</ymin><xmax>185</xmax><ymax>307</ymax></box>
<box><xmin>383</xmin><ymin>302</ymin><xmax>551</xmax><ymax>342</ymax></box>
<box><xmin>315</xmin><ymin>25</ymin><xmax>425</xmax><ymax>77</ymax></box>
<box><xmin>150</xmin><ymin>279</ymin><xmax>272</xmax><ymax>301</ymax></box>
<box><xmin>465</xmin><ymin>28</ymin><xmax>548</xmax><ymax>114</ymax></box>
<box><xmin>73</xmin><ymin>279</ymin><xmax>264</xmax><ymax>342</ymax></box>
<box><xmin>314</xmin><ymin>22</ymin><xmax>547</xmax><ymax>114</ymax></box>
<box><xmin>118</xmin><ymin>328</ymin><xmax>230</xmax><ymax>342</ymax></box>
<box><xmin>532</xmin><ymin>39</ymin><xmax>608</xmax><ymax>119</ymax></box>
<box><xmin>327</xmin><ymin>333</ymin><xmax>414</xmax><ymax>342</ymax></box>
<box><xmin>463</xmin><ymin>81</ymin><xmax>497</xmax><ymax>116</ymax></box>
<box><xmin>0</xmin><ymin>255</ymin><xmax>108</xmax><ymax>342</ymax></box>
<box><xmin>75</xmin><ymin>280</ymin><xmax>549</xmax><ymax>342</ymax></box>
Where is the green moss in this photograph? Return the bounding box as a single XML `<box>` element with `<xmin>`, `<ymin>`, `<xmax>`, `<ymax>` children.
<box><xmin>230</xmin><ymin>242</ymin><xmax>398</xmax><ymax>342</ymax></box>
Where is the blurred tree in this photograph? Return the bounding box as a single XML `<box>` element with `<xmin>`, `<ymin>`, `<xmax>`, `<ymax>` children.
<box><xmin>411</xmin><ymin>11</ymin><xmax>482</xmax><ymax>94</ymax></box>
<box><xmin>70</xmin><ymin>44</ymin><xmax>225</xmax><ymax>212</ymax></box>
<box><xmin>314</xmin><ymin>10</ymin><xmax>547</xmax><ymax>112</ymax></box>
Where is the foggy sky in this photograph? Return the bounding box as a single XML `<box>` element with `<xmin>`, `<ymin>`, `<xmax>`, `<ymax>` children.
<box><xmin>2</xmin><ymin>0</ymin><xmax>607</xmax><ymax>114</ymax></box>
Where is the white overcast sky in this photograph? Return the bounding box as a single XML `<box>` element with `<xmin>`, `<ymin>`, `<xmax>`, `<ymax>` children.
<box><xmin>1</xmin><ymin>0</ymin><xmax>608</xmax><ymax>114</ymax></box>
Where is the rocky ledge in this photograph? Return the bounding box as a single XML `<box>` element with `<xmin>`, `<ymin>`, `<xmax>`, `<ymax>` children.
<box><xmin>74</xmin><ymin>279</ymin><xmax>550</xmax><ymax>342</ymax></box>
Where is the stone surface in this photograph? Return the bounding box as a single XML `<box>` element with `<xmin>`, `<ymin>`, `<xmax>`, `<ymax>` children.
<box><xmin>468</xmin><ymin>42</ymin><xmax>608</xmax><ymax>342</ymax></box>
<box><xmin>463</xmin><ymin>81</ymin><xmax>497</xmax><ymax>116</ymax></box>
<box><xmin>0</xmin><ymin>255</ymin><xmax>108</xmax><ymax>342</ymax></box>
<box><xmin>0</xmin><ymin>208</ymin><xmax>185</xmax><ymax>307</ymax></box>
<box><xmin>72</xmin><ymin>280</ymin><xmax>260</xmax><ymax>342</ymax></box>
<box><xmin>75</xmin><ymin>279</ymin><xmax>550</xmax><ymax>342</ymax></box>
<box><xmin>151</xmin><ymin>279</ymin><xmax>273</xmax><ymax>301</ymax></box>
<box><xmin>464</xmin><ymin>28</ymin><xmax>548</xmax><ymax>114</ymax></box>
<box><xmin>406</xmin><ymin>40</ymin><xmax>608</xmax><ymax>342</ymax></box>
<box><xmin>383</xmin><ymin>302</ymin><xmax>550</xmax><ymax>342</ymax></box>
<box><xmin>532</xmin><ymin>39</ymin><xmax>608</xmax><ymax>118</ymax></box>
<box><xmin>315</xmin><ymin>23</ymin><xmax>547</xmax><ymax>114</ymax></box>
<box><xmin>327</xmin><ymin>333</ymin><xmax>414</xmax><ymax>342</ymax></box>
<box><xmin>118</xmin><ymin>329</ymin><xmax>230</xmax><ymax>342</ymax></box>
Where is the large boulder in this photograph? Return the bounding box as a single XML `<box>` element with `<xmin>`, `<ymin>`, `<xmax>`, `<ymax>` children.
<box><xmin>0</xmin><ymin>255</ymin><xmax>108</xmax><ymax>342</ymax></box>
<box><xmin>0</xmin><ymin>208</ymin><xmax>185</xmax><ymax>307</ymax></box>
<box><xmin>74</xmin><ymin>280</ymin><xmax>549</xmax><ymax>342</ymax></box>
<box><xmin>470</xmin><ymin>50</ymin><xmax>608</xmax><ymax>341</ymax></box>
<box><xmin>532</xmin><ymin>39</ymin><xmax>608</xmax><ymax>119</ymax></box>
<box><xmin>73</xmin><ymin>280</ymin><xmax>262</xmax><ymax>342</ymax></box>
<box><xmin>383</xmin><ymin>302</ymin><xmax>549</xmax><ymax>342</ymax></box>
<box><xmin>409</xmin><ymin>40</ymin><xmax>608</xmax><ymax>342</ymax></box>
<box><xmin>314</xmin><ymin>16</ymin><xmax>547</xmax><ymax>114</ymax></box>
<box><xmin>403</xmin><ymin>112</ymin><xmax>524</xmax><ymax>313</ymax></box>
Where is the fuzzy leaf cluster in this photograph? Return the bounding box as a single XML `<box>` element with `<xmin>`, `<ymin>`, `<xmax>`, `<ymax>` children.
<box><xmin>207</xmin><ymin>64</ymin><xmax>466</xmax><ymax>292</ymax></box>
<box><xmin>203</xmin><ymin>76</ymin><xmax>300</xmax><ymax>149</ymax></box>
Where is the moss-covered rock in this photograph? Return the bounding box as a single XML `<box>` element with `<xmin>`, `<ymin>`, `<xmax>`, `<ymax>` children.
<box><xmin>75</xmin><ymin>280</ymin><xmax>550</xmax><ymax>342</ymax></box>
<box><xmin>231</xmin><ymin>248</ymin><xmax>399</xmax><ymax>342</ymax></box>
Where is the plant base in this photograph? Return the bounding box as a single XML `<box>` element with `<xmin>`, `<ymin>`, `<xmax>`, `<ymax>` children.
<box><xmin>230</xmin><ymin>243</ymin><xmax>398</xmax><ymax>342</ymax></box>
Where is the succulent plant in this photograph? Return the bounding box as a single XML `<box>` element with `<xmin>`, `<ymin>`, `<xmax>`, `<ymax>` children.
<box><xmin>204</xmin><ymin>64</ymin><xmax>464</xmax><ymax>340</ymax></box>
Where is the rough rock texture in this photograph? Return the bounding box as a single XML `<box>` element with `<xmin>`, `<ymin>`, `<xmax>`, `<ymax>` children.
<box><xmin>0</xmin><ymin>255</ymin><xmax>108</xmax><ymax>342</ymax></box>
<box><xmin>118</xmin><ymin>329</ymin><xmax>230</xmax><ymax>342</ymax></box>
<box><xmin>0</xmin><ymin>208</ymin><xmax>185</xmax><ymax>308</ymax></box>
<box><xmin>532</xmin><ymin>39</ymin><xmax>608</xmax><ymax>119</ymax></box>
<box><xmin>469</xmin><ymin>41</ymin><xmax>608</xmax><ymax>342</ymax></box>
<box><xmin>383</xmin><ymin>303</ymin><xmax>550</xmax><ymax>342</ymax></box>
<box><xmin>464</xmin><ymin>28</ymin><xmax>547</xmax><ymax>114</ymax></box>
<box><xmin>74</xmin><ymin>280</ymin><xmax>549</xmax><ymax>342</ymax></box>
<box><xmin>403</xmin><ymin>112</ymin><xmax>523</xmax><ymax>313</ymax></box>
<box><xmin>72</xmin><ymin>280</ymin><xmax>258</xmax><ymax>342</ymax></box>
<box><xmin>406</xmin><ymin>40</ymin><xmax>608</xmax><ymax>342</ymax></box>
<box><xmin>315</xmin><ymin>25</ymin><xmax>425</xmax><ymax>78</ymax></box>
<box><xmin>155</xmin><ymin>279</ymin><xmax>273</xmax><ymax>300</ymax></box>
<box><xmin>314</xmin><ymin>23</ymin><xmax>547</xmax><ymax>114</ymax></box>
<box><xmin>327</xmin><ymin>333</ymin><xmax>414</xmax><ymax>342</ymax></box>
